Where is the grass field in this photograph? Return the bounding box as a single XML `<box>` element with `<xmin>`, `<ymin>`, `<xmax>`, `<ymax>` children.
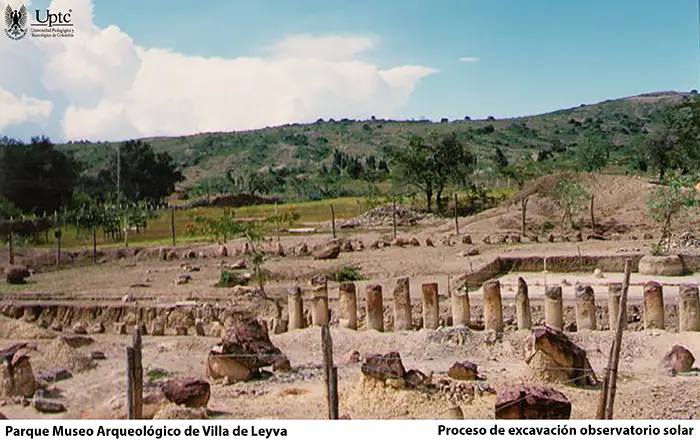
<box><xmin>1</xmin><ymin>189</ymin><xmax>518</xmax><ymax>250</ymax></box>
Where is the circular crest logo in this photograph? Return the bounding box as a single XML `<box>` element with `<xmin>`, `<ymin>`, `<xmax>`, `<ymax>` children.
<box><xmin>4</xmin><ymin>4</ymin><xmax>28</xmax><ymax>40</ymax></box>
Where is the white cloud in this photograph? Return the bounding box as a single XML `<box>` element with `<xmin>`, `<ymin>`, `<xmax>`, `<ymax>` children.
<box><xmin>0</xmin><ymin>0</ymin><xmax>437</xmax><ymax>141</ymax></box>
<box><xmin>458</xmin><ymin>56</ymin><xmax>479</xmax><ymax>62</ymax></box>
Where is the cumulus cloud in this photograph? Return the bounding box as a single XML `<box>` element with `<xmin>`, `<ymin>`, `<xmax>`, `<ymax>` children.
<box><xmin>458</xmin><ymin>56</ymin><xmax>479</xmax><ymax>62</ymax></box>
<box><xmin>0</xmin><ymin>0</ymin><xmax>437</xmax><ymax>141</ymax></box>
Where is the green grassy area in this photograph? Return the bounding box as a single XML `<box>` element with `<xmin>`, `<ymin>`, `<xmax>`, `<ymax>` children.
<box><xmin>0</xmin><ymin>189</ymin><xmax>516</xmax><ymax>250</ymax></box>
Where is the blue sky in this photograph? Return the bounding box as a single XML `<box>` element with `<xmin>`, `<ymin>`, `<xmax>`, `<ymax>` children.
<box><xmin>2</xmin><ymin>0</ymin><xmax>698</xmax><ymax>142</ymax></box>
<box><xmin>89</xmin><ymin>0</ymin><xmax>699</xmax><ymax>120</ymax></box>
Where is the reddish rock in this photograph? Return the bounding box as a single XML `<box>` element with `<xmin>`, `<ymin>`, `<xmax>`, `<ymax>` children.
<box><xmin>528</xmin><ymin>327</ymin><xmax>597</xmax><ymax>386</ymax></box>
<box><xmin>207</xmin><ymin>316</ymin><xmax>287</xmax><ymax>381</ymax></box>
<box><xmin>404</xmin><ymin>369</ymin><xmax>428</xmax><ymax>388</ymax></box>
<box><xmin>60</xmin><ymin>335</ymin><xmax>95</xmax><ymax>348</ymax></box>
<box><xmin>341</xmin><ymin>350</ymin><xmax>361</xmax><ymax>364</ymax></box>
<box><xmin>5</xmin><ymin>265</ymin><xmax>30</xmax><ymax>284</ymax></box>
<box><xmin>361</xmin><ymin>352</ymin><xmax>406</xmax><ymax>381</ymax></box>
<box><xmin>448</xmin><ymin>361</ymin><xmax>478</xmax><ymax>381</ymax></box>
<box><xmin>272</xmin><ymin>356</ymin><xmax>292</xmax><ymax>373</ymax></box>
<box><xmin>161</xmin><ymin>377</ymin><xmax>210</xmax><ymax>408</ymax></box>
<box><xmin>662</xmin><ymin>345</ymin><xmax>695</xmax><ymax>373</ymax></box>
<box><xmin>0</xmin><ymin>412</ymin><xmax>6</xmax><ymax>419</ymax></box>
<box><xmin>495</xmin><ymin>386</ymin><xmax>571</xmax><ymax>419</ymax></box>
<box><xmin>312</xmin><ymin>244</ymin><xmax>340</xmax><ymax>260</ymax></box>
<box><xmin>425</xmin><ymin>238</ymin><xmax>435</xmax><ymax>247</ymax></box>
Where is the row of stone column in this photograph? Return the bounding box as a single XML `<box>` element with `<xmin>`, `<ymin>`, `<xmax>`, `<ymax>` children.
<box><xmin>286</xmin><ymin>278</ymin><xmax>700</xmax><ymax>333</ymax></box>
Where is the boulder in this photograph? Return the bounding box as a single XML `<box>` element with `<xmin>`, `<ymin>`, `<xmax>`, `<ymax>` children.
<box><xmin>638</xmin><ymin>255</ymin><xmax>684</xmax><ymax>277</ymax></box>
<box><xmin>0</xmin><ymin>343</ymin><xmax>36</xmax><ymax>398</ymax></box>
<box><xmin>447</xmin><ymin>361</ymin><xmax>478</xmax><ymax>381</ymax></box>
<box><xmin>526</xmin><ymin>327</ymin><xmax>597</xmax><ymax>386</ymax></box>
<box><xmin>161</xmin><ymin>377</ymin><xmax>210</xmax><ymax>409</ymax></box>
<box><xmin>34</xmin><ymin>398</ymin><xmax>66</xmax><ymax>414</ymax></box>
<box><xmin>272</xmin><ymin>356</ymin><xmax>292</xmax><ymax>373</ymax></box>
<box><xmin>0</xmin><ymin>412</ymin><xmax>6</xmax><ymax>419</ymax></box>
<box><xmin>312</xmin><ymin>244</ymin><xmax>340</xmax><ymax>260</ymax></box>
<box><xmin>206</xmin><ymin>317</ymin><xmax>286</xmax><ymax>382</ymax></box>
<box><xmin>90</xmin><ymin>351</ymin><xmax>106</xmax><ymax>360</ymax></box>
<box><xmin>37</xmin><ymin>369</ymin><xmax>72</xmax><ymax>383</ymax></box>
<box><xmin>60</xmin><ymin>335</ymin><xmax>95</xmax><ymax>348</ymax></box>
<box><xmin>425</xmin><ymin>238</ymin><xmax>435</xmax><ymax>247</ymax></box>
<box><xmin>461</xmin><ymin>235</ymin><xmax>472</xmax><ymax>245</ymax></box>
<box><xmin>341</xmin><ymin>350</ymin><xmax>361</xmax><ymax>364</ymax></box>
<box><xmin>5</xmin><ymin>265</ymin><xmax>30</xmax><ymax>284</ymax></box>
<box><xmin>495</xmin><ymin>386</ymin><xmax>571</xmax><ymax>419</ymax></box>
<box><xmin>662</xmin><ymin>345</ymin><xmax>695</xmax><ymax>373</ymax></box>
<box><xmin>154</xmin><ymin>405</ymin><xmax>208</xmax><ymax>420</ymax></box>
<box><xmin>361</xmin><ymin>351</ymin><xmax>406</xmax><ymax>381</ymax></box>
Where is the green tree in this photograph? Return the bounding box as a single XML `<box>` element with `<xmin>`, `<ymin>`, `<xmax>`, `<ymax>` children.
<box><xmin>647</xmin><ymin>172</ymin><xmax>698</xmax><ymax>253</ymax></box>
<box><xmin>97</xmin><ymin>140</ymin><xmax>184</xmax><ymax>203</ymax></box>
<box><xmin>0</xmin><ymin>135</ymin><xmax>81</xmax><ymax>215</ymax></box>
<box><xmin>387</xmin><ymin>132</ymin><xmax>476</xmax><ymax>212</ymax></box>
<box><xmin>548</xmin><ymin>177</ymin><xmax>589</xmax><ymax>233</ymax></box>
<box><xmin>645</xmin><ymin>128</ymin><xmax>676</xmax><ymax>180</ymax></box>
<box><xmin>493</xmin><ymin>147</ymin><xmax>509</xmax><ymax>171</ymax></box>
<box><xmin>576</xmin><ymin>138</ymin><xmax>609</xmax><ymax>172</ymax></box>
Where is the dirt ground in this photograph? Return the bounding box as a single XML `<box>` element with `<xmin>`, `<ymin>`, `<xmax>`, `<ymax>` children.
<box><xmin>2</xmin><ymin>173</ymin><xmax>700</xmax><ymax>420</ymax></box>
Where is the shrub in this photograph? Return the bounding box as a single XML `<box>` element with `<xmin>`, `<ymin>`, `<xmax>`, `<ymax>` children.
<box><xmin>330</xmin><ymin>265</ymin><xmax>363</xmax><ymax>282</ymax></box>
<box><xmin>215</xmin><ymin>270</ymin><xmax>249</xmax><ymax>288</ymax></box>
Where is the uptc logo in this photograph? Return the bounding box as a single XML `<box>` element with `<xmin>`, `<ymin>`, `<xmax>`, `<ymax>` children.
<box><xmin>33</xmin><ymin>8</ymin><xmax>72</xmax><ymax>28</ymax></box>
<box><xmin>3</xmin><ymin>4</ymin><xmax>74</xmax><ymax>40</ymax></box>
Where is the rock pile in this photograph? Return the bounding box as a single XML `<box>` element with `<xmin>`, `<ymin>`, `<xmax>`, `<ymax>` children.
<box><xmin>495</xmin><ymin>386</ymin><xmax>572</xmax><ymax>419</ymax></box>
<box><xmin>665</xmin><ymin>231</ymin><xmax>700</xmax><ymax>249</ymax></box>
<box><xmin>341</xmin><ymin>204</ymin><xmax>425</xmax><ymax>229</ymax></box>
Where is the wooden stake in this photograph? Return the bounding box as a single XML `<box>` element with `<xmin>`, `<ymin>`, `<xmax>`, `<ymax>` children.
<box><xmin>170</xmin><ymin>207</ymin><xmax>176</xmax><ymax>246</ymax></box>
<box><xmin>321</xmin><ymin>324</ymin><xmax>338</xmax><ymax>419</ymax></box>
<box><xmin>8</xmin><ymin>226</ymin><xmax>13</xmax><ymax>266</ymax></box>
<box><xmin>605</xmin><ymin>259</ymin><xmax>631</xmax><ymax>420</ymax></box>
<box><xmin>92</xmin><ymin>227</ymin><xmax>97</xmax><ymax>264</ymax></box>
<box><xmin>56</xmin><ymin>231</ymin><xmax>61</xmax><ymax>270</ymax></box>
<box><xmin>454</xmin><ymin>194</ymin><xmax>459</xmax><ymax>235</ymax></box>
<box><xmin>126</xmin><ymin>346</ymin><xmax>135</xmax><ymax>419</ymax></box>
<box><xmin>330</xmin><ymin>205</ymin><xmax>336</xmax><ymax>239</ymax></box>
<box><xmin>392</xmin><ymin>200</ymin><xmax>397</xmax><ymax>240</ymax></box>
<box><xmin>132</xmin><ymin>326</ymin><xmax>143</xmax><ymax>419</ymax></box>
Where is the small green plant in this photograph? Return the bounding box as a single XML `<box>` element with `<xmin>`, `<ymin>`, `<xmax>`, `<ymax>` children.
<box><xmin>146</xmin><ymin>368</ymin><xmax>169</xmax><ymax>382</ymax></box>
<box><xmin>649</xmin><ymin>243</ymin><xmax>665</xmax><ymax>256</ymax></box>
<box><xmin>216</xmin><ymin>270</ymin><xmax>249</xmax><ymax>288</ymax></box>
<box><xmin>647</xmin><ymin>172</ymin><xmax>698</xmax><ymax>253</ymax></box>
<box><xmin>330</xmin><ymin>265</ymin><xmax>364</xmax><ymax>282</ymax></box>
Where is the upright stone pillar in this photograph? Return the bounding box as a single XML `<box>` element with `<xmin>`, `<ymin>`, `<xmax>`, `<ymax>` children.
<box><xmin>421</xmin><ymin>283</ymin><xmax>439</xmax><ymax>330</ymax></box>
<box><xmin>338</xmin><ymin>282</ymin><xmax>358</xmax><ymax>330</ymax></box>
<box><xmin>574</xmin><ymin>284</ymin><xmax>597</xmax><ymax>331</ymax></box>
<box><xmin>643</xmin><ymin>281</ymin><xmax>664</xmax><ymax>330</ymax></box>
<box><xmin>608</xmin><ymin>283</ymin><xmax>627</xmax><ymax>331</ymax></box>
<box><xmin>451</xmin><ymin>290</ymin><xmax>470</xmax><ymax>327</ymax></box>
<box><xmin>483</xmin><ymin>280</ymin><xmax>504</xmax><ymax>333</ymax></box>
<box><xmin>679</xmin><ymin>283</ymin><xmax>700</xmax><ymax>332</ymax></box>
<box><xmin>515</xmin><ymin>277</ymin><xmax>531</xmax><ymax>330</ymax></box>
<box><xmin>287</xmin><ymin>286</ymin><xmax>304</xmax><ymax>330</ymax></box>
<box><xmin>393</xmin><ymin>277</ymin><xmax>413</xmax><ymax>331</ymax></box>
<box><xmin>365</xmin><ymin>284</ymin><xmax>384</xmax><ymax>332</ymax></box>
<box><xmin>544</xmin><ymin>286</ymin><xmax>563</xmax><ymax>331</ymax></box>
<box><xmin>311</xmin><ymin>283</ymin><xmax>329</xmax><ymax>326</ymax></box>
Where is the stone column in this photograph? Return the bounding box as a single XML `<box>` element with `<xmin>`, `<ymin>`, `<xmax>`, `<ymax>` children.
<box><xmin>608</xmin><ymin>283</ymin><xmax>627</xmax><ymax>331</ymax></box>
<box><xmin>339</xmin><ymin>282</ymin><xmax>358</xmax><ymax>330</ymax></box>
<box><xmin>287</xmin><ymin>286</ymin><xmax>304</xmax><ymax>330</ymax></box>
<box><xmin>393</xmin><ymin>277</ymin><xmax>412</xmax><ymax>331</ymax></box>
<box><xmin>421</xmin><ymin>283</ymin><xmax>440</xmax><ymax>330</ymax></box>
<box><xmin>544</xmin><ymin>286</ymin><xmax>563</xmax><ymax>331</ymax></box>
<box><xmin>679</xmin><ymin>283</ymin><xmax>700</xmax><ymax>332</ymax></box>
<box><xmin>365</xmin><ymin>284</ymin><xmax>384</xmax><ymax>332</ymax></box>
<box><xmin>574</xmin><ymin>284</ymin><xmax>597</xmax><ymax>331</ymax></box>
<box><xmin>515</xmin><ymin>277</ymin><xmax>531</xmax><ymax>330</ymax></box>
<box><xmin>451</xmin><ymin>290</ymin><xmax>470</xmax><ymax>327</ymax></box>
<box><xmin>643</xmin><ymin>281</ymin><xmax>664</xmax><ymax>330</ymax></box>
<box><xmin>311</xmin><ymin>283</ymin><xmax>329</xmax><ymax>326</ymax></box>
<box><xmin>483</xmin><ymin>279</ymin><xmax>504</xmax><ymax>333</ymax></box>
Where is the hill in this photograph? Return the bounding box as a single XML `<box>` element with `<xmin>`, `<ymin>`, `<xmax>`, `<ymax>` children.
<box><xmin>57</xmin><ymin>91</ymin><xmax>692</xmax><ymax>189</ymax></box>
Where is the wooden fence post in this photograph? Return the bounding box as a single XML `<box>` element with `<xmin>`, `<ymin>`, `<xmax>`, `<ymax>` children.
<box><xmin>330</xmin><ymin>205</ymin><xmax>336</xmax><ymax>239</ymax></box>
<box><xmin>321</xmin><ymin>324</ymin><xmax>338</xmax><ymax>419</ymax></box>
<box><xmin>454</xmin><ymin>194</ymin><xmax>459</xmax><ymax>235</ymax></box>
<box><xmin>170</xmin><ymin>207</ymin><xmax>176</xmax><ymax>246</ymax></box>
<box><xmin>92</xmin><ymin>227</ymin><xmax>97</xmax><ymax>264</ymax></box>
<box><xmin>392</xmin><ymin>200</ymin><xmax>397</xmax><ymax>240</ymax></box>
<box><xmin>597</xmin><ymin>259</ymin><xmax>631</xmax><ymax>419</ymax></box>
<box><xmin>126</xmin><ymin>346</ymin><xmax>135</xmax><ymax>419</ymax></box>
<box><xmin>128</xmin><ymin>325</ymin><xmax>143</xmax><ymax>420</ymax></box>
<box><xmin>8</xmin><ymin>218</ymin><xmax>14</xmax><ymax>266</ymax></box>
